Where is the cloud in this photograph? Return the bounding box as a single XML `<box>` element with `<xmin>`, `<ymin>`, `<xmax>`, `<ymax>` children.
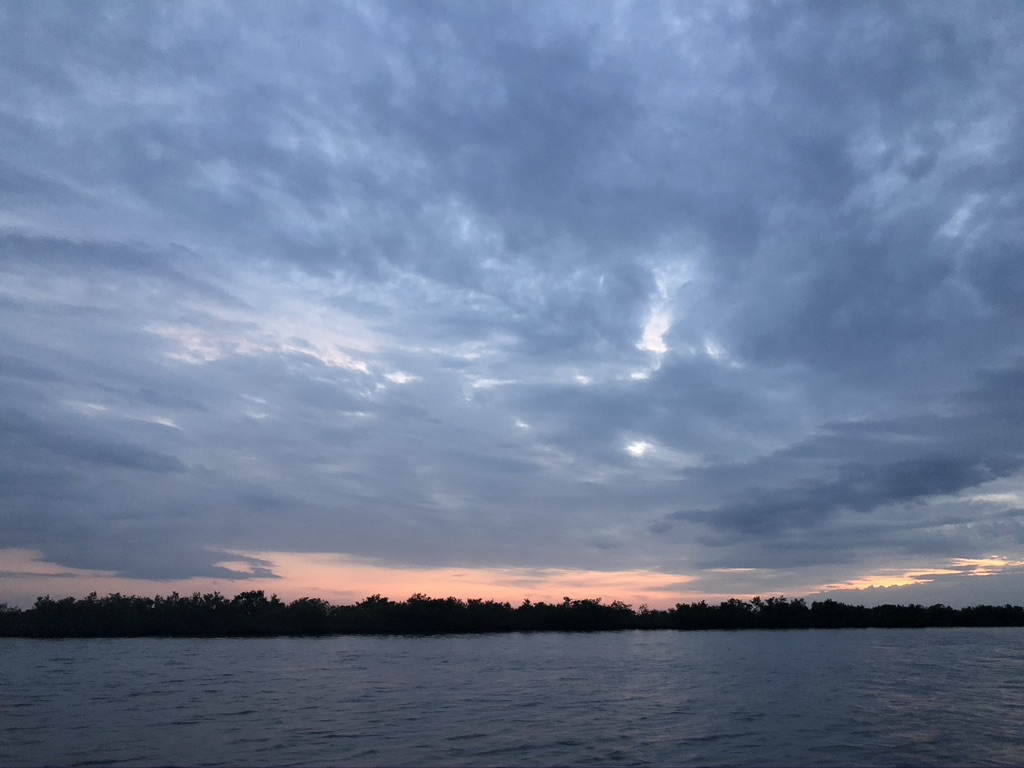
<box><xmin>1</xmin><ymin>2</ymin><xmax>1023</xmax><ymax>603</ymax></box>
<box><xmin>812</xmin><ymin>556</ymin><xmax>1024</xmax><ymax>607</ymax></box>
<box><xmin>666</xmin><ymin>359</ymin><xmax>1024</xmax><ymax>541</ymax></box>
<box><xmin>0</xmin><ymin>408</ymin><xmax>187</xmax><ymax>474</ymax></box>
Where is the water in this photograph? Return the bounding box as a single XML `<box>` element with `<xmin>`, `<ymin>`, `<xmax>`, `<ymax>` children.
<box><xmin>1</xmin><ymin>628</ymin><xmax>1021</xmax><ymax>766</ymax></box>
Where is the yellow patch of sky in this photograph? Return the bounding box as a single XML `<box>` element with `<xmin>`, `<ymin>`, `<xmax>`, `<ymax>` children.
<box><xmin>820</xmin><ymin>555</ymin><xmax>1024</xmax><ymax>592</ymax></box>
<box><xmin>822</xmin><ymin>570</ymin><xmax>961</xmax><ymax>591</ymax></box>
<box><xmin>951</xmin><ymin>556</ymin><xmax>1024</xmax><ymax>575</ymax></box>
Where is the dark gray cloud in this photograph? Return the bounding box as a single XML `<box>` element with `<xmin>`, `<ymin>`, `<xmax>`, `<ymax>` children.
<box><xmin>658</xmin><ymin>360</ymin><xmax>1024</xmax><ymax>575</ymax></box>
<box><xmin>1</xmin><ymin>1</ymin><xmax>1022</xmax><ymax>600</ymax></box>
<box><xmin>0</xmin><ymin>408</ymin><xmax>187</xmax><ymax>474</ymax></box>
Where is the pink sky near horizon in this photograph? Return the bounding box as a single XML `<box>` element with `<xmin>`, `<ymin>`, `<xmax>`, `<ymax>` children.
<box><xmin>3</xmin><ymin>547</ymin><xmax>1022</xmax><ymax>611</ymax></box>
<box><xmin>0</xmin><ymin>548</ymin><xmax>708</xmax><ymax>609</ymax></box>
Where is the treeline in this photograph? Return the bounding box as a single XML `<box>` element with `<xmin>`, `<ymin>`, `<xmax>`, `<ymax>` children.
<box><xmin>1</xmin><ymin>592</ymin><xmax>1022</xmax><ymax>637</ymax></box>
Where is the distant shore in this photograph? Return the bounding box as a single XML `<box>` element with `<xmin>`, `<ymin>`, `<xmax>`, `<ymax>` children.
<box><xmin>2</xmin><ymin>591</ymin><xmax>1022</xmax><ymax>637</ymax></box>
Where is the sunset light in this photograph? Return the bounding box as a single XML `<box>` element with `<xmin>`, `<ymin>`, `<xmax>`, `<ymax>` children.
<box><xmin>3</xmin><ymin>4</ymin><xmax>1024</xmax><ymax>765</ymax></box>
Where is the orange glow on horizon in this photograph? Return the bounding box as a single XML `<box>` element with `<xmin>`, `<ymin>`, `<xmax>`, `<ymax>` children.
<box><xmin>814</xmin><ymin>554</ymin><xmax>1024</xmax><ymax>595</ymax></box>
<box><xmin>950</xmin><ymin>556</ymin><xmax>1024</xmax><ymax>575</ymax></box>
<box><xmin>220</xmin><ymin>550</ymin><xmax>699</xmax><ymax>609</ymax></box>
<box><xmin>4</xmin><ymin>548</ymin><xmax>1023</xmax><ymax>610</ymax></box>
<box><xmin>820</xmin><ymin>569</ymin><xmax>961</xmax><ymax>592</ymax></box>
<box><xmin>0</xmin><ymin>548</ymin><xmax>703</xmax><ymax>609</ymax></box>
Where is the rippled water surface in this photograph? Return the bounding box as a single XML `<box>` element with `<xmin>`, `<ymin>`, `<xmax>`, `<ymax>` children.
<box><xmin>2</xmin><ymin>628</ymin><xmax>1022</xmax><ymax>766</ymax></box>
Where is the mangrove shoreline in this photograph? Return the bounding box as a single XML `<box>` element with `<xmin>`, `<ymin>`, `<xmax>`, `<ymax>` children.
<box><xmin>2</xmin><ymin>591</ymin><xmax>1023</xmax><ymax>637</ymax></box>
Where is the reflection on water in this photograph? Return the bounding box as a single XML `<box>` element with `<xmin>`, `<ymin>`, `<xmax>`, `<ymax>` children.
<box><xmin>1</xmin><ymin>628</ymin><xmax>1021</xmax><ymax>766</ymax></box>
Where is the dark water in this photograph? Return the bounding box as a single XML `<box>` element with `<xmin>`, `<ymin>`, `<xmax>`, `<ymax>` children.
<box><xmin>2</xmin><ymin>628</ymin><xmax>1021</xmax><ymax>766</ymax></box>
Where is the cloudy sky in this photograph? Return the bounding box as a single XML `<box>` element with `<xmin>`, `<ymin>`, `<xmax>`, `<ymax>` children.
<box><xmin>2</xmin><ymin>1</ymin><xmax>1023</xmax><ymax>608</ymax></box>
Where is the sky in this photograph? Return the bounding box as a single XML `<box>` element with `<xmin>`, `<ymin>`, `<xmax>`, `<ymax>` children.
<box><xmin>2</xmin><ymin>1</ymin><xmax>1023</xmax><ymax>609</ymax></box>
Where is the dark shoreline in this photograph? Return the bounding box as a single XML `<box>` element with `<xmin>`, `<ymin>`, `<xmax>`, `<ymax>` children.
<box><xmin>2</xmin><ymin>591</ymin><xmax>1022</xmax><ymax>637</ymax></box>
